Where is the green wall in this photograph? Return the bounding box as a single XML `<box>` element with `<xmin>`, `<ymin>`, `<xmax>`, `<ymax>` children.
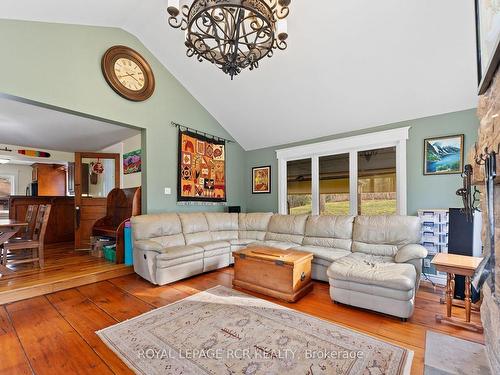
<box><xmin>0</xmin><ymin>20</ymin><xmax>246</xmax><ymax>213</ymax></box>
<box><xmin>245</xmin><ymin>109</ymin><xmax>479</xmax><ymax>215</ymax></box>
<box><xmin>0</xmin><ymin>20</ymin><xmax>479</xmax><ymax>217</ymax></box>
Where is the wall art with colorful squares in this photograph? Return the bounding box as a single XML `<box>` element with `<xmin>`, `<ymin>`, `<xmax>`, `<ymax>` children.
<box><xmin>177</xmin><ymin>130</ymin><xmax>226</xmax><ymax>202</ymax></box>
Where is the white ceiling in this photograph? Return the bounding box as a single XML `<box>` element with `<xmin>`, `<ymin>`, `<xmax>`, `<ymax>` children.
<box><xmin>0</xmin><ymin>0</ymin><xmax>479</xmax><ymax>150</ymax></box>
<box><xmin>0</xmin><ymin>97</ymin><xmax>140</xmax><ymax>152</ymax></box>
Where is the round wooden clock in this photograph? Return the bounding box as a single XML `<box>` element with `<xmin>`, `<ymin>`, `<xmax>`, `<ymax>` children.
<box><xmin>101</xmin><ymin>45</ymin><xmax>155</xmax><ymax>102</ymax></box>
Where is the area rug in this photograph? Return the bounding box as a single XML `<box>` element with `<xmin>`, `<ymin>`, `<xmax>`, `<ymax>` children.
<box><xmin>424</xmin><ymin>331</ymin><xmax>491</xmax><ymax>375</ymax></box>
<box><xmin>97</xmin><ymin>286</ymin><xmax>413</xmax><ymax>375</ymax></box>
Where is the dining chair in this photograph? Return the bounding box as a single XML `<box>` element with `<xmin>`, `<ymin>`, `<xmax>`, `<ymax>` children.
<box><xmin>1</xmin><ymin>204</ymin><xmax>51</xmax><ymax>269</ymax></box>
<box><xmin>17</xmin><ymin>204</ymin><xmax>39</xmax><ymax>240</ymax></box>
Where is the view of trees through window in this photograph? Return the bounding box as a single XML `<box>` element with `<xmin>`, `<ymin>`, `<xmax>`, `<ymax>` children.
<box><xmin>319</xmin><ymin>153</ymin><xmax>350</xmax><ymax>215</ymax></box>
<box><xmin>358</xmin><ymin>147</ymin><xmax>397</xmax><ymax>215</ymax></box>
<box><xmin>286</xmin><ymin>146</ymin><xmax>397</xmax><ymax>215</ymax></box>
<box><xmin>287</xmin><ymin>159</ymin><xmax>312</xmax><ymax>214</ymax></box>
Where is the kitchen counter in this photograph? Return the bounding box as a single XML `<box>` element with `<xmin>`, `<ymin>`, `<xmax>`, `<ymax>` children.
<box><xmin>9</xmin><ymin>196</ymin><xmax>75</xmax><ymax>244</ymax></box>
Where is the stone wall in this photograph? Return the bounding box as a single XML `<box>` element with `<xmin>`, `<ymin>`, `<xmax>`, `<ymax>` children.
<box><xmin>471</xmin><ymin>69</ymin><xmax>500</xmax><ymax>374</ymax></box>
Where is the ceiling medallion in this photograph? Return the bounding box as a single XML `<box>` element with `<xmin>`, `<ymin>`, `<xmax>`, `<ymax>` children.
<box><xmin>167</xmin><ymin>0</ymin><xmax>291</xmax><ymax>79</ymax></box>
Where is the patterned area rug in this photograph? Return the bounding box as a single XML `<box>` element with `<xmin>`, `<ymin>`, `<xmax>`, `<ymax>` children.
<box><xmin>97</xmin><ymin>286</ymin><xmax>413</xmax><ymax>374</ymax></box>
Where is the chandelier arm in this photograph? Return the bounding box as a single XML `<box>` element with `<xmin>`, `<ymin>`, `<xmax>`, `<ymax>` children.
<box><xmin>230</xmin><ymin>8</ymin><xmax>246</xmax><ymax>64</ymax></box>
<box><xmin>204</xmin><ymin>13</ymin><xmax>232</xmax><ymax>64</ymax></box>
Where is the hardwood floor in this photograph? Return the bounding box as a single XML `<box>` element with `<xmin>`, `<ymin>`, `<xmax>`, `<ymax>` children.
<box><xmin>0</xmin><ymin>243</ymin><xmax>133</xmax><ymax>304</ymax></box>
<box><xmin>0</xmin><ymin>267</ymin><xmax>484</xmax><ymax>375</ymax></box>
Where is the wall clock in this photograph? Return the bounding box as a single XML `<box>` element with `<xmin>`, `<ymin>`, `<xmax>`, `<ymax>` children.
<box><xmin>101</xmin><ymin>45</ymin><xmax>155</xmax><ymax>102</ymax></box>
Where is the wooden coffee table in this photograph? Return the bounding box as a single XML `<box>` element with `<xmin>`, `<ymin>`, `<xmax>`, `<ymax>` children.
<box><xmin>232</xmin><ymin>246</ymin><xmax>313</xmax><ymax>302</ymax></box>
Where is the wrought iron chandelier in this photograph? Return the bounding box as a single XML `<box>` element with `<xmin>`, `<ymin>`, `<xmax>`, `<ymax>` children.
<box><xmin>167</xmin><ymin>0</ymin><xmax>291</xmax><ymax>79</ymax></box>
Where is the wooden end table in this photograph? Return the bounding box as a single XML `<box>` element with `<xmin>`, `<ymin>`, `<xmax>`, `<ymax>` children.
<box><xmin>232</xmin><ymin>246</ymin><xmax>313</xmax><ymax>302</ymax></box>
<box><xmin>431</xmin><ymin>253</ymin><xmax>484</xmax><ymax>333</ymax></box>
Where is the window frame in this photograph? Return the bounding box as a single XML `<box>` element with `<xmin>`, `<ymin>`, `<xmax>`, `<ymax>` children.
<box><xmin>276</xmin><ymin>127</ymin><xmax>409</xmax><ymax>216</ymax></box>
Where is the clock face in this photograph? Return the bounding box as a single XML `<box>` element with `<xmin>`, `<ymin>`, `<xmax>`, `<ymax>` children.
<box><xmin>114</xmin><ymin>58</ymin><xmax>145</xmax><ymax>91</ymax></box>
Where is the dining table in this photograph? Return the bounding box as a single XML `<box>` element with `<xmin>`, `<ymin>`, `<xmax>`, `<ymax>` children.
<box><xmin>0</xmin><ymin>219</ymin><xmax>28</xmax><ymax>277</ymax></box>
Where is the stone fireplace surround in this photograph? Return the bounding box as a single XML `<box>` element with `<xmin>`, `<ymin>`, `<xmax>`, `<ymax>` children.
<box><xmin>472</xmin><ymin>69</ymin><xmax>500</xmax><ymax>373</ymax></box>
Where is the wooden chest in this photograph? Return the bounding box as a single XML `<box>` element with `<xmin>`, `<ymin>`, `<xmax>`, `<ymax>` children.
<box><xmin>232</xmin><ymin>246</ymin><xmax>313</xmax><ymax>302</ymax></box>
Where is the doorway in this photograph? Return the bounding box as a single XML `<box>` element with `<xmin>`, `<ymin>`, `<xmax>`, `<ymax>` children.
<box><xmin>0</xmin><ymin>94</ymin><xmax>144</xmax><ymax>302</ymax></box>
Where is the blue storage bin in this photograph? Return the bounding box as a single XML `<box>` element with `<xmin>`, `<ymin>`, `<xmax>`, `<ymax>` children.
<box><xmin>124</xmin><ymin>221</ymin><xmax>133</xmax><ymax>265</ymax></box>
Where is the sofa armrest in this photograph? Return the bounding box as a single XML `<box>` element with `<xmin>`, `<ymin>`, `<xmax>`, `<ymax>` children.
<box><xmin>134</xmin><ymin>240</ymin><xmax>163</xmax><ymax>253</ymax></box>
<box><xmin>395</xmin><ymin>244</ymin><xmax>428</xmax><ymax>263</ymax></box>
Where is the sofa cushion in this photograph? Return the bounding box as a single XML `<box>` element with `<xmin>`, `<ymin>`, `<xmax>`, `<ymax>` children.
<box><xmin>352</xmin><ymin>216</ymin><xmax>421</xmax><ymax>257</ymax></box>
<box><xmin>204</xmin><ymin>247</ymin><xmax>230</xmax><ymax>258</ymax></box>
<box><xmin>303</xmin><ymin>215</ymin><xmax>354</xmax><ymax>250</ymax></box>
<box><xmin>195</xmin><ymin>241</ymin><xmax>231</xmax><ymax>251</ymax></box>
<box><xmin>239</xmin><ymin>213</ymin><xmax>273</xmax><ymax>240</ymax></box>
<box><xmin>265</xmin><ymin>214</ymin><xmax>308</xmax><ymax>244</ymax></box>
<box><xmin>204</xmin><ymin>213</ymin><xmax>239</xmax><ymax>241</ymax></box>
<box><xmin>178</xmin><ymin>213</ymin><xmax>211</xmax><ymax>245</ymax></box>
<box><xmin>131</xmin><ymin>213</ymin><xmax>185</xmax><ymax>248</ymax></box>
<box><xmin>291</xmin><ymin>245</ymin><xmax>350</xmax><ymax>263</ymax></box>
<box><xmin>156</xmin><ymin>245</ymin><xmax>204</xmax><ymax>268</ymax></box>
<box><xmin>156</xmin><ymin>245</ymin><xmax>204</xmax><ymax>259</ymax></box>
<box><xmin>327</xmin><ymin>252</ymin><xmax>417</xmax><ymax>291</ymax></box>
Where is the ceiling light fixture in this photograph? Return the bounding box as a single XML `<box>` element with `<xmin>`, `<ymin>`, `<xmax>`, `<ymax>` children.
<box><xmin>0</xmin><ymin>158</ymin><xmax>10</xmax><ymax>164</ymax></box>
<box><xmin>166</xmin><ymin>0</ymin><xmax>291</xmax><ymax>79</ymax></box>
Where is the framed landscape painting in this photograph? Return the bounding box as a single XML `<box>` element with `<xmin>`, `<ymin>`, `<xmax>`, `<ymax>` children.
<box><xmin>252</xmin><ymin>166</ymin><xmax>271</xmax><ymax>194</ymax></box>
<box><xmin>424</xmin><ymin>135</ymin><xmax>464</xmax><ymax>175</ymax></box>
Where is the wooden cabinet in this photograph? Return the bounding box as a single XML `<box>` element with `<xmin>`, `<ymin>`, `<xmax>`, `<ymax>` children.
<box><xmin>9</xmin><ymin>196</ymin><xmax>75</xmax><ymax>244</ymax></box>
<box><xmin>32</xmin><ymin>163</ymin><xmax>67</xmax><ymax>196</ymax></box>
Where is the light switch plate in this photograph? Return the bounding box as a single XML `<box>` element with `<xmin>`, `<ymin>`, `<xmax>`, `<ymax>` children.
<box><xmin>164</xmin><ymin>187</ymin><xmax>171</xmax><ymax>195</ymax></box>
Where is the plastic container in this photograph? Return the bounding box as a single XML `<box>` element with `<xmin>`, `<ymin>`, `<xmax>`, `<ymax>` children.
<box><xmin>103</xmin><ymin>244</ymin><xmax>116</xmax><ymax>263</ymax></box>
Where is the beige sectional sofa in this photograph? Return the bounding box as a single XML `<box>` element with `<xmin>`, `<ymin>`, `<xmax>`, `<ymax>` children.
<box><xmin>131</xmin><ymin>212</ymin><xmax>427</xmax><ymax>319</ymax></box>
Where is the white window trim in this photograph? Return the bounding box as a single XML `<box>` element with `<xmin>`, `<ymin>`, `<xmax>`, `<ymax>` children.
<box><xmin>276</xmin><ymin>127</ymin><xmax>410</xmax><ymax>216</ymax></box>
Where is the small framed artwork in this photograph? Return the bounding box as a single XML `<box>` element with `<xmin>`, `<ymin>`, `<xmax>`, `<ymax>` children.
<box><xmin>123</xmin><ymin>149</ymin><xmax>141</xmax><ymax>174</ymax></box>
<box><xmin>252</xmin><ymin>166</ymin><xmax>271</xmax><ymax>194</ymax></box>
<box><xmin>423</xmin><ymin>135</ymin><xmax>464</xmax><ymax>175</ymax></box>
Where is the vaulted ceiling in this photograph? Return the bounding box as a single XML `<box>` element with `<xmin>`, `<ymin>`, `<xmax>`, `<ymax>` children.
<box><xmin>0</xmin><ymin>0</ymin><xmax>478</xmax><ymax>150</ymax></box>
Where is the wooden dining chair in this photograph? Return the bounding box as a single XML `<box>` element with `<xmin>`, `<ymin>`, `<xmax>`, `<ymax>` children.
<box><xmin>16</xmin><ymin>204</ymin><xmax>39</xmax><ymax>240</ymax></box>
<box><xmin>1</xmin><ymin>204</ymin><xmax>51</xmax><ymax>269</ymax></box>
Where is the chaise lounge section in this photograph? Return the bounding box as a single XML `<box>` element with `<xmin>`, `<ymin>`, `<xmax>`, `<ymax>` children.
<box><xmin>131</xmin><ymin>212</ymin><xmax>427</xmax><ymax>319</ymax></box>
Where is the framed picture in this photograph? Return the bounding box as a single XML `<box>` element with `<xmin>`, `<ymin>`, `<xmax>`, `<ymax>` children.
<box><xmin>252</xmin><ymin>166</ymin><xmax>271</xmax><ymax>194</ymax></box>
<box><xmin>123</xmin><ymin>149</ymin><xmax>141</xmax><ymax>174</ymax></box>
<box><xmin>475</xmin><ymin>0</ymin><xmax>500</xmax><ymax>94</ymax></box>
<box><xmin>423</xmin><ymin>135</ymin><xmax>464</xmax><ymax>175</ymax></box>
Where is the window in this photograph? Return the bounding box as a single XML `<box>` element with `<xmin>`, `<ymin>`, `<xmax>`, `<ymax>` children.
<box><xmin>287</xmin><ymin>159</ymin><xmax>312</xmax><ymax>214</ymax></box>
<box><xmin>0</xmin><ymin>175</ymin><xmax>14</xmax><ymax>196</ymax></box>
<box><xmin>319</xmin><ymin>153</ymin><xmax>350</xmax><ymax>215</ymax></box>
<box><xmin>276</xmin><ymin>127</ymin><xmax>408</xmax><ymax>216</ymax></box>
<box><xmin>357</xmin><ymin>147</ymin><xmax>397</xmax><ymax>215</ymax></box>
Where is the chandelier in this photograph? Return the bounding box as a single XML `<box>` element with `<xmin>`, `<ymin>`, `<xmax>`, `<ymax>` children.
<box><xmin>166</xmin><ymin>0</ymin><xmax>291</xmax><ymax>79</ymax></box>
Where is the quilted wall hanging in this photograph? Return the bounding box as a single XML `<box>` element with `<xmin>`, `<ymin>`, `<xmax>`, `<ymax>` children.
<box><xmin>178</xmin><ymin>130</ymin><xmax>226</xmax><ymax>203</ymax></box>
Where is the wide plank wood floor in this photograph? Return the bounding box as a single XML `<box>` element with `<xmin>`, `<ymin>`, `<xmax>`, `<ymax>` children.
<box><xmin>0</xmin><ymin>267</ymin><xmax>484</xmax><ymax>375</ymax></box>
<box><xmin>0</xmin><ymin>243</ymin><xmax>134</xmax><ymax>304</ymax></box>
